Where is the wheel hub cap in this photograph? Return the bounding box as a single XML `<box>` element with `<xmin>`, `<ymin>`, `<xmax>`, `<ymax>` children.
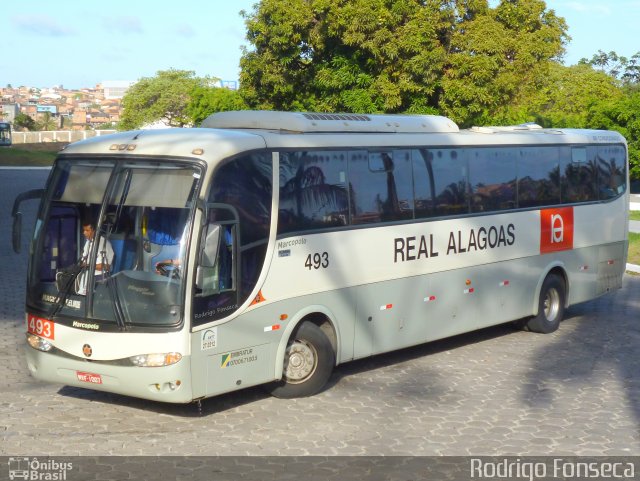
<box><xmin>284</xmin><ymin>340</ymin><xmax>317</xmax><ymax>383</ymax></box>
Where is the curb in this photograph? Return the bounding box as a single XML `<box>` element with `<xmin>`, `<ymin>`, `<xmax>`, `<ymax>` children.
<box><xmin>626</xmin><ymin>263</ymin><xmax>640</xmax><ymax>275</ymax></box>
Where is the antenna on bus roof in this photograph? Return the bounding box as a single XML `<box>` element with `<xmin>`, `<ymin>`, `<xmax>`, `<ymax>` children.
<box><xmin>200</xmin><ymin>110</ymin><xmax>459</xmax><ymax>134</ymax></box>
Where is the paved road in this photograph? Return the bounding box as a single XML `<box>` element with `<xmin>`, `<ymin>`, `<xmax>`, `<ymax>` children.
<box><xmin>1</xmin><ymin>169</ymin><xmax>640</xmax><ymax>456</ymax></box>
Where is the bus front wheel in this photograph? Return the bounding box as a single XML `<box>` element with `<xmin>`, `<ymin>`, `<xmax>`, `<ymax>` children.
<box><xmin>526</xmin><ymin>274</ymin><xmax>566</xmax><ymax>334</ymax></box>
<box><xmin>268</xmin><ymin>322</ymin><xmax>335</xmax><ymax>399</ymax></box>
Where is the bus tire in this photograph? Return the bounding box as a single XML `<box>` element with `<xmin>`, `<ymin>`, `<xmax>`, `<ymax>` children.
<box><xmin>526</xmin><ymin>274</ymin><xmax>566</xmax><ymax>334</ymax></box>
<box><xmin>267</xmin><ymin>322</ymin><xmax>335</xmax><ymax>399</ymax></box>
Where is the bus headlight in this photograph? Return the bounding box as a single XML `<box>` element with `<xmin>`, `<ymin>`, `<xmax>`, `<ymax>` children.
<box><xmin>26</xmin><ymin>333</ymin><xmax>53</xmax><ymax>352</ymax></box>
<box><xmin>129</xmin><ymin>352</ymin><xmax>182</xmax><ymax>367</ymax></box>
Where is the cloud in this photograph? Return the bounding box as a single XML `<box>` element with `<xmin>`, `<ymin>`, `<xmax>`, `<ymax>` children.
<box><xmin>174</xmin><ymin>24</ymin><xmax>196</xmax><ymax>38</ymax></box>
<box><xmin>102</xmin><ymin>16</ymin><xmax>144</xmax><ymax>34</ymax></box>
<box><xmin>12</xmin><ymin>14</ymin><xmax>75</xmax><ymax>36</ymax></box>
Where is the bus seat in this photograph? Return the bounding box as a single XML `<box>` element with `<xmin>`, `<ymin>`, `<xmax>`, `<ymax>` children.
<box><xmin>110</xmin><ymin>238</ymin><xmax>137</xmax><ymax>273</ymax></box>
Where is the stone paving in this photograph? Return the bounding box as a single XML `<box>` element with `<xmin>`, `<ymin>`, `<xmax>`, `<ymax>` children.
<box><xmin>1</xmin><ymin>169</ymin><xmax>640</xmax><ymax>457</ymax></box>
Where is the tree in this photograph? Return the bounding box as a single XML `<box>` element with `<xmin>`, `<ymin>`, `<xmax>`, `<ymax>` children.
<box><xmin>440</xmin><ymin>0</ymin><xmax>569</xmax><ymax>126</ymax></box>
<box><xmin>119</xmin><ymin>69</ymin><xmax>218</xmax><ymax>130</ymax></box>
<box><xmin>13</xmin><ymin>112</ymin><xmax>36</xmax><ymax>131</ymax></box>
<box><xmin>240</xmin><ymin>0</ymin><xmax>453</xmax><ymax>113</ymax></box>
<box><xmin>586</xmin><ymin>90</ymin><xmax>640</xmax><ymax>180</ymax></box>
<box><xmin>508</xmin><ymin>62</ymin><xmax>623</xmax><ymax>128</ymax></box>
<box><xmin>239</xmin><ymin>0</ymin><xmax>568</xmax><ymax>121</ymax></box>
<box><xmin>187</xmin><ymin>87</ymin><xmax>246</xmax><ymax>125</ymax></box>
<box><xmin>36</xmin><ymin>112</ymin><xmax>57</xmax><ymax>131</ymax></box>
<box><xmin>580</xmin><ymin>50</ymin><xmax>640</xmax><ymax>85</ymax></box>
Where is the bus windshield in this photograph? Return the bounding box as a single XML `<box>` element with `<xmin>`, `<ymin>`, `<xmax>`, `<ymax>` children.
<box><xmin>28</xmin><ymin>158</ymin><xmax>202</xmax><ymax>329</ymax></box>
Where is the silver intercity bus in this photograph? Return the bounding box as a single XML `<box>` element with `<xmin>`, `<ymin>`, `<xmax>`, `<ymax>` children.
<box><xmin>13</xmin><ymin>111</ymin><xmax>629</xmax><ymax>403</ymax></box>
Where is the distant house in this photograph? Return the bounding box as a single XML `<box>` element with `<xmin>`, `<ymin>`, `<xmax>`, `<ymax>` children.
<box><xmin>102</xmin><ymin>80</ymin><xmax>135</xmax><ymax>99</ymax></box>
<box><xmin>72</xmin><ymin>109</ymin><xmax>88</xmax><ymax>130</ymax></box>
<box><xmin>1</xmin><ymin>103</ymin><xmax>19</xmax><ymax>123</ymax></box>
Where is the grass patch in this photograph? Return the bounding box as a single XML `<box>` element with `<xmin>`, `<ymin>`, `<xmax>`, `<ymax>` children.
<box><xmin>0</xmin><ymin>143</ymin><xmax>66</xmax><ymax>166</ymax></box>
<box><xmin>630</xmin><ymin>211</ymin><xmax>640</xmax><ymax>222</ymax></box>
<box><xmin>629</xmin><ymin>232</ymin><xmax>640</xmax><ymax>266</ymax></box>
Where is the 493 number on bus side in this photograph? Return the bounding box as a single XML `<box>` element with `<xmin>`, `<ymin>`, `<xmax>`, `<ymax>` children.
<box><xmin>305</xmin><ymin>252</ymin><xmax>329</xmax><ymax>270</ymax></box>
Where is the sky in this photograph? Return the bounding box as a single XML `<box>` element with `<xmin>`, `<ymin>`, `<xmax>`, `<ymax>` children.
<box><xmin>1</xmin><ymin>0</ymin><xmax>639</xmax><ymax>90</ymax></box>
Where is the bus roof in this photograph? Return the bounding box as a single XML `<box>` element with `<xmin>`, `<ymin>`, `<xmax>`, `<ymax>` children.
<box><xmin>59</xmin><ymin>111</ymin><xmax>627</xmax><ymax>166</ymax></box>
<box><xmin>201</xmin><ymin>110</ymin><xmax>460</xmax><ymax>134</ymax></box>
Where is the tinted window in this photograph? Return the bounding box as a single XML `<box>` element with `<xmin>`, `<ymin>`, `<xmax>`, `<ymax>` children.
<box><xmin>193</xmin><ymin>153</ymin><xmax>272</xmax><ymax>324</ymax></box>
<box><xmin>597</xmin><ymin>145</ymin><xmax>626</xmax><ymax>200</ymax></box>
<box><xmin>469</xmin><ymin>148</ymin><xmax>516</xmax><ymax>212</ymax></box>
<box><xmin>278</xmin><ymin>151</ymin><xmax>349</xmax><ymax>234</ymax></box>
<box><xmin>561</xmin><ymin>147</ymin><xmax>598</xmax><ymax>203</ymax></box>
<box><xmin>349</xmin><ymin>150</ymin><xmax>414</xmax><ymax>224</ymax></box>
<box><xmin>413</xmin><ymin>149</ymin><xmax>468</xmax><ymax>218</ymax></box>
<box><xmin>517</xmin><ymin>147</ymin><xmax>561</xmax><ymax>207</ymax></box>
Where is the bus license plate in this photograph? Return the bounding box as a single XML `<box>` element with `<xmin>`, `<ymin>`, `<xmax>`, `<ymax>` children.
<box><xmin>76</xmin><ymin>371</ymin><xmax>102</xmax><ymax>384</ymax></box>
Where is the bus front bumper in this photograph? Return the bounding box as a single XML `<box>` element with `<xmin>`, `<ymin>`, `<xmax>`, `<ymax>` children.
<box><xmin>25</xmin><ymin>345</ymin><xmax>194</xmax><ymax>404</ymax></box>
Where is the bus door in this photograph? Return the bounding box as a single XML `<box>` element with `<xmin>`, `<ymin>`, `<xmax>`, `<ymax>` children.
<box><xmin>195</xmin><ymin>204</ymin><xmax>239</xmax><ymax>306</ymax></box>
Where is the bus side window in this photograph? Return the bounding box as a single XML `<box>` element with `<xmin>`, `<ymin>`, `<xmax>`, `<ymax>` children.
<box><xmin>562</xmin><ymin>147</ymin><xmax>598</xmax><ymax>203</ymax></box>
<box><xmin>597</xmin><ymin>145</ymin><xmax>626</xmax><ymax>200</ymax></box>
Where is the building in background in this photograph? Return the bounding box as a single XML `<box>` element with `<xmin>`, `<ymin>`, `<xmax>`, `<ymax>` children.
<box><xmin>102</xmin><ymin>80</ymin><xmax>136</xmax><ymax>99</ymax></box>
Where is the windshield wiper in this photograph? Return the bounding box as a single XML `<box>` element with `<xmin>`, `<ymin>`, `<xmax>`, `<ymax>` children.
<box><xmin>106</xmin><ymin>276</ymin><xmax>127</xmax><ymax>331</ymax></box>
<box><xmin>48</xmin><ymin>260</ymin><xmax>84</xmax><ymax>318</ymax></box>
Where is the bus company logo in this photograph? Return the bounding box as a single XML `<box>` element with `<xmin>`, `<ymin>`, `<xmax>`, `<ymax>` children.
<box><xmin>82</xmin><ymin>344</ymin><xmax>92</xmax><ymax>357</ymax></box>
<box><xmin>8</xmin><ymin>457</ymin><xmax>73</xmax><ymax>480</ymax></box>
<box><xmin>540</xmin><ymin>207</ymin><xmax>574</xmax><ymax>254</ymax></box>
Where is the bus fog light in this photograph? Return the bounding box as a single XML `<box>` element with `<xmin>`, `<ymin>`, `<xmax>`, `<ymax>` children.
<box><xmin>26</xmin><ymin>333</ymin><xmax>53</xmax><ymax>352</ymax></box>
<box><xmin>129</xmin><ymin>352</ymin><xmax>182</xmax><ymax>367</ymax></box>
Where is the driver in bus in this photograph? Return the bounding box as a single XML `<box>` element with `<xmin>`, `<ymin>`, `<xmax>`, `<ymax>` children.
<box><xmin>77</xmin><ymin>220</ymin><xmax>114</xmax><ymax>295</ymax></box>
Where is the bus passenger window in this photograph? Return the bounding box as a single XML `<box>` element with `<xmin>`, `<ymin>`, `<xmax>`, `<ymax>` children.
<box><xmin>278</xmin><ymin>151</ymin><xmax>348</xmax><ymax>233</ymax></box>
<box><xmin>349</xmin><ymin>150</ymin><xmax>413</xmax><ymax>225</ymax></box>
<box><xmin>597</xmin><ymin>146</ymin><xmax>626</xmax><ymax>200</ymax></box>
<box><xmin>562</xmin><ymin>147</ymin><xmax>598</xmax><ymax>203</ymax></box>
<box><xmin>469</xmin><ymin>149</ymin><xmax>516</xmax><ymax>213</ymax></box>
<box><xmin>414</xmin><ymin>149</ymin><xmax>468</xmax><ymax>218</ymax></box>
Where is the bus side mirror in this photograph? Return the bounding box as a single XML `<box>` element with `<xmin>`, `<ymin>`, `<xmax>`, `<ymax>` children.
<box><xmin>11</xmin><ymin>189</ymin><xmax>44</xmax><ymax>254</ymax></box>
<box><xmin>201</xmin><ymin>224</ymin><xmax>221</xmax><ymax>268</ymax></box>
<box><xmin>196</xmin><ymin>224</ymin><xmax>221</xmax><ymax>293</ymax></box>
<box><xmin>12</xmin><ymin>212</ymin><xmax>23</xmax><ymax>254</ymax></box>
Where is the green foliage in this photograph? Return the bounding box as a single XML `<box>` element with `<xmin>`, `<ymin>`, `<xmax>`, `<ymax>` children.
<box><xmin>187</xmin><ymin>87</ymin><xmax>247</xmax><ymax>125</ymax></box>
<box><xmin>505</xmin><ymin>63</ymin><xmax>623</xmax><ymax>128</ymax></box>
<box><xmin>585</xmin><ymin>89</ymin><xmax>640</xmax><ymax>180</ymax></box>
<box><xmin>119</xmin><ymin>69</ymin><xmax>219</xmax><ymax>130</ymax></box>
<box><xmin>95</xmin><ymin>122</ymin><xmax>118</xmax><ymax>130</ymax></box>
<box><xmin>13</xmin><ymin>112</ymin><xmax>36</xmax><ymax>131</ymax></box>
<box><xmin>36</xmin><ymin>112</ymin><xmax>57</xmax><ymax>131</ymax></box>
<box><xmin>239</xmin><ymin>0</ymin><xmax>568</xmax><ymax>120</ymax></box>
<box><xmin>240</xmin><ymin>0</ymin><xmax>453</xmax><ymax>113</ymax></box>
<box><xmin>440</xmin><ymin>0</ymin><xmax>569</xmax><ymax>126</ymax></box>
<box><xmin>580</xmin><ymin>50</ymin><xmax>640</xmax><ymax>85</ymax></box>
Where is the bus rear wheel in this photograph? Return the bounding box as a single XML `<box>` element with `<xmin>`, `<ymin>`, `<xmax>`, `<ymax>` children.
<box><xmin>526</xmin><ymin>274</ymin><xmax>566</xmax><ymax>334</ymax></box>
<box><xmin>267</xmin><ymin>322</ymin><xmax>335</xmax><ymax>399</ymax></box>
